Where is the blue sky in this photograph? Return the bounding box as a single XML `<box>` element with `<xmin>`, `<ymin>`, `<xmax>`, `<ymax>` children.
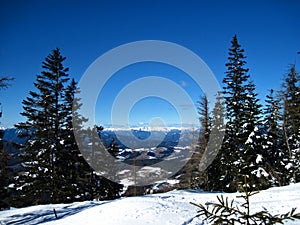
<box><xmin>0</xmin><ymin>0</ymin><xmax>299</xmax><ymax>128</ymax></box>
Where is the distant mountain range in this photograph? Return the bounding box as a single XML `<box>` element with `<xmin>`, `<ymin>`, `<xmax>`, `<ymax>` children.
<box><xmin>1</xmin><ymin>127</ymin><xmax>200</xmax><ymax>169</ymax></box>
<box><xmin>101</xmin><ymin>128</ymin><xmax>199</xmax><ymax>149</ymax></box>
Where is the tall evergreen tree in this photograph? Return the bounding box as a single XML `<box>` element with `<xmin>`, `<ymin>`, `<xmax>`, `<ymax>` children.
<box><xmin>193</xmin><ymin>95</ymin><xmax>211</xmax><ymax>189</ymax></box>
<box><xmin>202</xmin><ymin>92</ymin><xmax>226</xmax><ymax>191</ymax></box>
<box><xmin>215</xmin><ymin>35</ymin><xmax>268</xmax><ymax>192</ymax></box>
<box><xmin>263</xmin><ymin>89</ymin><xmax>287</xmax><ymax>186</ymax></box>
<box><xmin>0</xmin><ymin>76</ymin><xmax>14</xmax><ymax>209</ymax></box>
<box><xmin>221</xmin><ymin>35</ymin><xmax>251</xmax><ymax>191</ymax></box>
<box><xmin>242</xmin><ymin>80</ymin><xmax>269</xmax><ymax>190</ymax></box>
<box><xmin>179</xmin><ymin>95</ymin><xmax>211</xmax><ymax>189</ymax></box>
<box><xmin>280</xmin><ymin>65</ymin><xmax>300</xmax><ymax>183</ymax></box>
<box><xmin>0</xmin><ymin>129</ymin><xmax>9</xmax><ymax>210</ymax></box>
<box><xmin>83</xmin><ymin>126</ymin><xmax>123</xmax><ymax>200</ymax></box>
<box><xmin>57</xmin><ymin>78</ymin><xmax>92</xmax><ymax>202</ymax></box>
<box><xmin>198</xmin><ymin>95</ymin><xmax>211</xmax><ymax>147</ymax></box>
<box><xmin>15</xmin><ymin>48</ymin><xmax>70</xmax><ymax>205</ymax></box>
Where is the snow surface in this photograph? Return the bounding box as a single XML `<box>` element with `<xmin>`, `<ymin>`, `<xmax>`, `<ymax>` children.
<box><xmin>1</xmin><ymin>183</ymin><xmax>300</xmax><ymax>225</ymax></box>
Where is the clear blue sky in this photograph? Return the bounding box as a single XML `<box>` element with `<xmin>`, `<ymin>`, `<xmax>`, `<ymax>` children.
<box><xmin>0</xmin><ymin>0</ymin><xmax>299</xmax><ymax>128</ymax></box>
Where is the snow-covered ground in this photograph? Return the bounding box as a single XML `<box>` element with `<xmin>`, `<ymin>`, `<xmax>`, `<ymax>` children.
<box><xmin>1</xmin><ymin>183</ymin><xmax>300</xmax><ymax>225</ymax></box>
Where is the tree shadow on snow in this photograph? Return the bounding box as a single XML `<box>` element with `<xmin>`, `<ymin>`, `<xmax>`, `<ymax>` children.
<box><xmin>2</xmin><ymin>201</ymin><xmax>109</xmax><ymax>225</ymax></box>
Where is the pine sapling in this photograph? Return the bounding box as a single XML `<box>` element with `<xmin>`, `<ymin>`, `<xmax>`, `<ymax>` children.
<box><xmin>190</xmin><ymin>176</ymin><xmax>300</xmax><ymax>224</ymax></box>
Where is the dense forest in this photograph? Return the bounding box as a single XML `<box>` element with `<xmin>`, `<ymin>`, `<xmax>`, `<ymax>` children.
<box><xmin>0</xmin><ymin>35</ymin><xmax>299</xmax><ymax>210</ymax></box>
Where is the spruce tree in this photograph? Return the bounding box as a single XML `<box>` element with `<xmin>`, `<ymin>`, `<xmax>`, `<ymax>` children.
<box><xmin>198</xmin><ymin>95</ymin><xmax>211</xmax><ymax>146</ymax></box>
<box><xmin>204</xmin><ymin>92</ymin><xmax>226</xmax><ymax>191</ymax></box>
<box><xmin>15</xmin><ymin>48</ymin><xmax>70</xmax><ymax>205</ymax></box>
<box><xmin>0</xmin><ymin>76</ymin><xmax>14</xmax><ymax>209</ymax></box>
<box><xmin>263</xmin><ymin>89</ymin><xmax>287</xmax><ymax>186</ymax></box>
<box><xmin>193</xmin><ymin>95</ymin><xmax>211</xmax><ymax>189</ymax></box>
<box><xmin>0</xmin><ymin>129</ymin><xmax>10</xmax><ymax>210</ymax></box>
<box><xmin>178</xmin><ymin>95</ymin><xmax>210</xmax><ymax>189</ymax></box>
<box><xmin>12</xmin><ymin>50</ymin><xmax>124</xmax><ymax>206</ymax></box>
<box><xmin>102</xmin><ymin>137</ymin><xmax>124</xmax><ymax>199</ymax></box>
<box><xmin>221</xmin><ymin>35</ymin><xmax>251</xmax><ymax>191</ymax></box>
<box><xmin>82</xmin><ymin>126</ymin><xmax>123</xmax><ymax>200</ymax></box>
<box><xmin>58</xmin><ymin>78</ymin><xmax>92</xmax><ymax>202</ymax></box>
<box><xmin>216</xmin><ymin>35</ymin><xmax>268</xmax><ymax>191</ymax></box>
<box><xmin>222</xmin><ymin>35</ymin><xmax>251</xmax><ymax>191</ymax></box>
<box><xmin>280</xmin><ymin>65</ymin><xmax>300</xmax><ymax>183</ymax></box>
<box><xmin>242</xmin><ymin>80</ymin><xmax>269</xmax><ymax>190</ymax></box>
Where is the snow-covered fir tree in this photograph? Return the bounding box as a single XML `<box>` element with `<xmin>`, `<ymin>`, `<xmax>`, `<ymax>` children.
<box><xmin>15</xmin><ymin>48</ymin><xmax>71</xmax><ymax>205</ymax></box>
<box><xmin>84</xmin><ymin>126</ymin><xmax>123</xmax><ymax>200</ymax></box>
<box><xmin>179</xmin><ymin>95</ymin><xmax>211</xmax><ymax>189</ymax></box>
<box><xmin>213</xmin><ymin>35</ymin><xmax>269</xmax><ymax>192</ymax></box>
<box><xmin>203</xmin><ymin>92</ymin><xmax>226</xmax><ymax>191</ymax></box>
<box><xmin>13</xmin><ymin>50</ymin><xmax>123</xmax><ymax>206</ymax></box>
<box><xmin>280</xmin><ymin>65</ymin><xmax>300</xmax><ymax>183</ymax></box>
<box><xmin>58</xmin><ymin>78</ymin><xmax>94</xmax><ymax>202</ymax></box>
<box><xmin>262</xmin><ymin>89</ymin><xmax>288</xmax><ymax>186</ymax></box>
<box><xmin>0</xmin><ymin>129</ymin><xmax>10</xmax><ymax>210</ymax></box>
<box><xmin>242</xmin><ymin>80</ymin><xmax>269</xmax><ymax>190</ymax></box>
<box><xmin>0</xmin><ymin>76</ymin><xmax>14</xmax><ymax>210</ymax></box>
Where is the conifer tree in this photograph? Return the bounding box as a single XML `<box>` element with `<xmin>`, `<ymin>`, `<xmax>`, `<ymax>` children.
<box><xmin>198</xmin><ymin>95</ymin><xmax>211</xmax><ymax>147</ymax></box>
<box><xmin>242</xmin><ymin>80</ymin><xmax>269</xmax><ymax>190</ymax></box>
<box><xmin>221</xmin><ymin>35</ymin><xmax>252</xmax><ymax>191</ymax></box>
<box><xmin>83</xmin><ymin>126</ymin><xmax>123</xmax><ymax>200</ymax></box>
<box><xmin>263</xmin><ymin>89</ymin><xmax>287</xmax><ymax>186</ymax></box>
<box><xmin>15</xmin><ymin>48</ymin><xmax>70</xmax><ymax>205</ymax></box>
<box><xmin>216</xmin><ymin>35</ymin><xmax>268</xmax><ymax>191</ymax></box>
<box><xmin>280</xmin><ymin>65</ymin><xmax>300</xmax><ymax>183</ymax></box>
<box><xmin>0</xmin><ymin>76</ymin><xmax>14</xmax><ymax>209</ymax></box>
<box><xmin>107</xmin><ymin>138</ymin><xmax>120</xmax><ymax>157</ymax></box>
<box><xmin>86</xmin><ymin>126</ymin><xmax>103</xmax><ymax>200</ymax></box>
<box><xmin>57</xmin><ymin>78</ymin><xmax>92</xmax><ymax>202</ymax></box>
<box><xmin>178</xmin><ymin>95</ymin><xmax>210</xmax><ymax>189</ymax></box>
<box><xmin>204</xmin><ymin>92</ymin><xmax>226</xmax><ymax>191</ymax></box>
<box><xmin>193</xmin><ymin>95</ymin><xmax>211</xmax><ymax>189</ymax></box>
<box><xmin>0</xmin><ymin>129</ymin><xmax>10</xmax><ymax>210</ymax></box>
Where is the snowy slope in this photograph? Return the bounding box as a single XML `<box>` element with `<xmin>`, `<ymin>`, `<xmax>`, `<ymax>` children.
<box><xmin>1</xmin><ymin>183</ymin><xmax>300</xmax><ymax>225</ymax></box>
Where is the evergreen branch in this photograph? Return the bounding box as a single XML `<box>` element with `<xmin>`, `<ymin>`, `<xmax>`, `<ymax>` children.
<box><xmin>190</xmin><ymin>177</ymin><xmax>300</xmax><ymax>225</ymax></box>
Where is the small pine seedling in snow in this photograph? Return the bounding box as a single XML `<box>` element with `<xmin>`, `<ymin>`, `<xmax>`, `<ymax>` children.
<box><xmin>190</xmin><ymin>176</ymin><xmax>300</xmax><ymax>225</ymax></box>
